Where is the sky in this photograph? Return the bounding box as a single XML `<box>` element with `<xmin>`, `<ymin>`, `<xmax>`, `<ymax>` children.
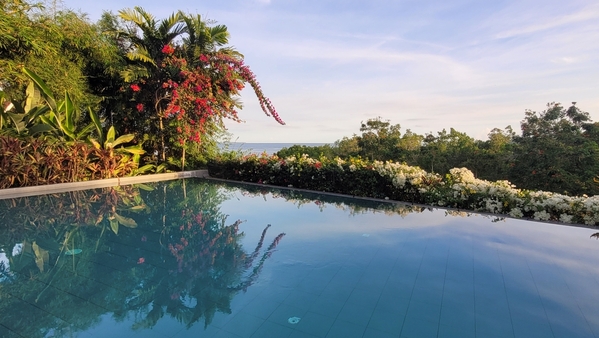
<box><xmin>60</xmin><ymin>0</ymin><xmax>599</xmax><ymax>143</ymax></box>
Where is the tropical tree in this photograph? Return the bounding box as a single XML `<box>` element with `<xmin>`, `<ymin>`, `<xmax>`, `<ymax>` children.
<box><xmin>111</xmin><ymin>7</ymin><xmax>284</xmax><ymax>169</ymax></box>
<box><xmin>510</xmin><ymin>102</ymin><xmax>599</xmax><ymax>195</ymax></box>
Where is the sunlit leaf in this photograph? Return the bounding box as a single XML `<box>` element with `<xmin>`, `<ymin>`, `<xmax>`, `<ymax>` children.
<box><xmin>110</xmin><ymin>218</ymin><xmax>119</xmax><ymax>234</ymax></box>
<box><xmin>114</xmin><ymin>212</ymin><xmax>138</xmax><ymax>228</ymax></box>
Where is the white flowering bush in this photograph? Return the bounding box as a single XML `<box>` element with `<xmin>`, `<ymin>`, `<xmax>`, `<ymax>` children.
<box><xmin>208</xmin><ymin>154</ymin><xmax>599</xmax><ymax>226</ymax></box>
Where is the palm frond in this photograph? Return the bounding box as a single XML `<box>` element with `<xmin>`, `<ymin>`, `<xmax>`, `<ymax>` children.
<box><xmin>209</xmin><ymin>25</ymin><xmax>230</xmax><ymax>46</ymax></box>
<box><xmin>125</xmin><ymin>45</ymin><xmax>156</xmax><ymax>66</ymax></box>
<box><xmin>158</xmin><ymin>12</ymin><xmax>183</xmax><ymax>37</ymax></box>
<box><xmin>118</xmin><ymin>8</ymin><xmax>148</xmax><ymax>29</ymax></box>
<box><xmin>121</xmin><ymin>65</ymin><xmax>150</xmax><ymax>83</ymax></box>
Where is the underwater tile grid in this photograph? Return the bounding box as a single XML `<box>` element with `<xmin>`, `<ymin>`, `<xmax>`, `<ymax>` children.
<box><xmin>0</xmin><ymin>178</ymin><xmax>598</xmax><ymax>338</ymax></box>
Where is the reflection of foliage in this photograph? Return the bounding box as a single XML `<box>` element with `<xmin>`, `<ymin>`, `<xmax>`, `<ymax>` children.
<box><xmin>591</xmin><ymin>233</ymin><xmax>599</xmax><ymax>239</ymax></box>
<box><xmin>224</xmin><ymin>180</ymin><xmax>430</xmax><ymax>217</ymax></box>
<box><xmin>0</xmin><ymin>179</ymin><xmax>284</xmax><ymax>336</ymax></box>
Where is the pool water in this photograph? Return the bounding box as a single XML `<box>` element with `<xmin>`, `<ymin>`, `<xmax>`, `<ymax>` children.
<box><xmin>1</xmin><ymin>179</ymin><xmax>598</xmax><ymax>338</ymax></box>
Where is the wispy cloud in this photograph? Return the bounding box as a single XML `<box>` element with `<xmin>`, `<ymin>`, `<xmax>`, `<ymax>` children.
<box><xmin>61</xmin><ymin>0</ymin><xmax>599</xmax><ymax>142</ymax></box>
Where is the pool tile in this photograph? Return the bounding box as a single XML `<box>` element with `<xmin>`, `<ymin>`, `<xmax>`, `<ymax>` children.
<box><xmin>268</xmin><ymin>303</ymin><xmax>309</xmax><ymax>329</ymax></box>
<box><xmin>375</xmin><ymin>293</ymin><xmax>410</xmax><ymax>314</ymax></box>
<box><xmin>337</xmin><ymin>301</ymin><xmax>374</xmax><ymax>326</ymax></box>
<box><xmin>243</xmin><ymin>297</ymin><xmax>281</xmax><ymax>319</ymax></box>
<box><xmin>283</xmin><ymin>289</ymin><xmax>320</xmax><ymax>311</ymax></box>
<box><xmin>400</xmin><ymin>318</ymin><xmax>438</xmax><ymax>338</ymax></box>
<box><xmin>411</xmin><ymin>285</ymin><xmax>443</xmax><ymax>306</ymax></box>
<box><xmin>439</xmin><ymin>300</ymin><xmax>475</xmax><ymax>328</ymax></box>
<box><xmin>221</xmin><ymin>311</ymin><xmax>264</xmax><ymax>338</ymax></box>
<box><xmin>366</xmin><ymin>306</ymin><xmax>404</xmax><ymax>335</ymax></box>
<box><xmin>320</xmin><ymin>283</ymin><xmax>353</xmax><ymax>303</ymax></box>
<box><xmin>475</xmin><ymin>314</ymin><xmax>514</xmax><ymax>338</ymax></box>
<box><xmin>309</xmin><ymin>296</ymin><xmax>346</xmax><ymax>317</ymax></box>
<box><xmin>438</xmin><ymin>323</ymin><xmax>475</xmax><ymax>338</ymax></box>
<box><xmin>511</xmin><ymin>318</ymin><xmax>554</xmax><ymax>338</ymax></box>
<box><xmin>346</xmin><ymin>288</ymin><xmax>381</xmax><ymax>309</ymax></box>
<box><xmin>404</xmin><ymin>300</ymin><xmax>441</xmax><ymax>324</ymax></box>
<box><xmin>295</xmin><ymin>311</ymin><xmax>336</xmax><ymax>337</ymax></box>
<box><xmin>0</xmin><ymin>299</ymin><xmax>69</xmax><ymax>337</ymax></box>
<box><xmin>325</xmin><ymin>318</ymin><xmax>366</xmax><ymax>338</ymax></box>
<box><xmin>250</xmin><ymin>320</ymin><xmax>293</xmax><ymax>338</ymax></box>
<box><xmin>288</xmin><ymin>329</ymin><xmax>319</xmax><ymax>338</ymax></box>
<box><xmin>0</xmin><ymin>324</ymin><xmax>22</xmax><ymax>338</ymax></box>
<box><xmin>363</xmin><ymin>326</ymin><xmax>398</xmax><ymax>338</ymax></box>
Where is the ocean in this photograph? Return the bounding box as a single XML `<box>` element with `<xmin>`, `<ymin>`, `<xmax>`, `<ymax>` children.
<box><xmin>221</xmin><ymin>142</ymin><xmax>329</xmax><ymax>155</ymax></box>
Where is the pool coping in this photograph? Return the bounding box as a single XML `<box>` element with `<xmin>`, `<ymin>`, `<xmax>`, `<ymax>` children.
<box><xmin>0</xmin><ymin>170</ymin><xmax>209</xmax><ymax>200</ymax></box>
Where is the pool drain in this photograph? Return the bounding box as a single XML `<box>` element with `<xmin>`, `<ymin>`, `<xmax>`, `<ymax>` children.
<box><xmin>287</xmin><ymin>317</ymin><xmax>301</xmax><ymax>324</ymax></box>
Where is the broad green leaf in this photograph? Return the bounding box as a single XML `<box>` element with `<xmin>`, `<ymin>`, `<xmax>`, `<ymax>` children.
<box><xmin>88</xmin><ymin>138</ymin><xmax>101</xmax><ymax>149</ymax></box>
<box><xmin>120</xmin><ymin>146</ymin><xmax>146</xmax><ymax>155</ymax></box>
<box><xmin>76</xmin><ymin>122</ymin><xmax>95</xmax><ymax>139</ymax></box>
<box><xmin>22</xmin><ymin>67</ymin><xmax>57</xmax><ymax>111</ymax></box>
<box><xmin>25</xmin><ymin>81</ymin><xmax>41</xmax><ymax>112</ymax></box>
<box><xmin>134</xmin><ymin>182</ymin><xmax>154</xmax><ymax>191</ymax></box>
<box><xmin>39</xmin><ymin>115</ymin><xmax>59</xmax><ymax>131</ymax></box>
<box><xmin>29</xmin><ymin>124</ymin><xmax>55</xmax><ymax>135</ymax></box>
<box><xmin>110</xmin><ymin>218</ymin><xmax>119</xmax><ymax>234</ymax></box>
<box><xmin>32</xmin><ymin>242</ymin><xmax>49</xmax><ymax>273</ymax></box>
<box><xmin>114</xmin><ymin>213</ymin><xmax>138</xmax><ymax>228</ymax></box>
<box><xmin>64</xmin><ymin>92</ymin><xmax>75</xmax><ymax>132</ymax></box>
<box><xmin>112</xmin><ymin>134</ymin><xmax>135</xmax><ymax>147</ymax></box>
<box><xmin>106</xmin><ymin>126</ymin><xmax>116</xmax><ymax>144</ymax></box>
<box><xmin>135</xmin><ymin>165</ymin><xmax>155</xmax><ymax>175</ymax></box>
<box><xmin>88</xmin><ymin>108</ymin><xmax>104</xmax><ymax>144</ymax></box>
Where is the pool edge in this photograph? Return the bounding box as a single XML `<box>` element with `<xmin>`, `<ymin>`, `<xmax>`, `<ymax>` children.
<box><xmin>0</xmin><ymin>170</ymin><xmax>209</xmax><ymax>199</ymax></box>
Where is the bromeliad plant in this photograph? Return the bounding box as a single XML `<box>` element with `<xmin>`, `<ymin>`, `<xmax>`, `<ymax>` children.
<box><xmin>208</xmin><ymin>153</ymin><xmax>599</xmax><ymax>226</ymax></box>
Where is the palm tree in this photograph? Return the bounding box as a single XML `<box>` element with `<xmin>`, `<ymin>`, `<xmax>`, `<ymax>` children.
<box><xmin>179</xmin><ymin>13</ymin><xmax>240</xmax><ymax>62</ymax></box>
<box><xmin>115</xmin><ymin>7</ymin><xmax>186</xmax><ymax>161</ymax></box>
<box><xmin>117</xmin><ymin>7</ymin><xmax>185</xmax><ymax>82</ymax></box>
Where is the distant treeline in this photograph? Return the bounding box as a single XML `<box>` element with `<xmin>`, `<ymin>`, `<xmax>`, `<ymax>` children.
<box><xmin>278</xmin><ymin>102</ymin><xmax>599</xmax><ymax>196</ymax></box>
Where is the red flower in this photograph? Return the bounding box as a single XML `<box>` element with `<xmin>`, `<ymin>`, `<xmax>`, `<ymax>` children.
<box><xmin>130</xmin><ymin>84</ymin><xmax>141</xmax><ymax>92</ymax></box>
<box><xmin>136</xmin><ymin>103</ymin><xmax>144</xmax><ymax>112</ymax></box>
<box><xmin>162</xmin><ymin>44</ymin><xmax>175</xmax><ymax>55</ymax></box>
<box><xmin>199</xmin><ymin>54</ymin><xmax>209</xmax><ymax>63</ymax></box>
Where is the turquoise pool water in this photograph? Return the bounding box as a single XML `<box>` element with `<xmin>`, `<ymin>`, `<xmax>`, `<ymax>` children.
<box><xmin>1</xmin><ymin>179</ymin><xmax>598</xmax><ymax>338</ymax></box>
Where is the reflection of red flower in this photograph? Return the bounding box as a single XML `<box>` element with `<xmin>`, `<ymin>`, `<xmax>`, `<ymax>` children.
<box><xmin>130</xmin><ymin>84</ymin><xmax>140</xmax><ymax>92</ymax></box>
<box><xmin>137</xmin><ymin>257</ymin><xmax>145</xmax><ymax>264</ymax></box>
<box><xmin>162</xmin><ymin>44</ymin><xmax>175</xmax><ymax>55</ymax></box>
<box><xmin>141</xmin><ymin>235</ymin><xmax>147</xmax><ymax>242</ymax></box>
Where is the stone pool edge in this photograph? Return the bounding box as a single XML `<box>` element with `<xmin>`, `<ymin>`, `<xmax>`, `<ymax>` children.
<box><xmin>0</xmin><ymin>170</ymin><xmax>209</xmax><ymax>200</ymax></box>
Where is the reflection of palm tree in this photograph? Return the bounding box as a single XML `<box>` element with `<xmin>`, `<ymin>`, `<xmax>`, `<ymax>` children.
<box><xmin>592</xmin><ymin>233</ymin><xmax>599</xmax><ymax>239</ymax></box>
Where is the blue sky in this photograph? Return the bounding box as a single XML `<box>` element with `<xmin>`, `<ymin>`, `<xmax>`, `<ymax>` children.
<box><xmin>61</xmin><ymin>0</ymin><xmax>599</xmax><ymax>143</ymax></box>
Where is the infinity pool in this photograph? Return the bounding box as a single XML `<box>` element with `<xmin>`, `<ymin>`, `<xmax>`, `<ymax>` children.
<box><xmin>1</xmin><ymin>179</ymin><xmax>598</xmax><ymax>338</ymax></box>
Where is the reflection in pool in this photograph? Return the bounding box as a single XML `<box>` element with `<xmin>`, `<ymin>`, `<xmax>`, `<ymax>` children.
<box><xmin>0</xmin><ymin>178</ymin><xmax>598</xmax><ymax>338</ymax></box>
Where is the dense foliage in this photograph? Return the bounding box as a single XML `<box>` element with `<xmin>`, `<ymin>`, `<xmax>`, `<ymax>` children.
<box><xmin>0</xmin><ymin>1</ymin><xmax>283</xmax><ymax>186</ymax></box>
<box><xmin>278</xmin><ymin>103</ymin><xmax>599</xmax><ymax>196</ymax></box>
